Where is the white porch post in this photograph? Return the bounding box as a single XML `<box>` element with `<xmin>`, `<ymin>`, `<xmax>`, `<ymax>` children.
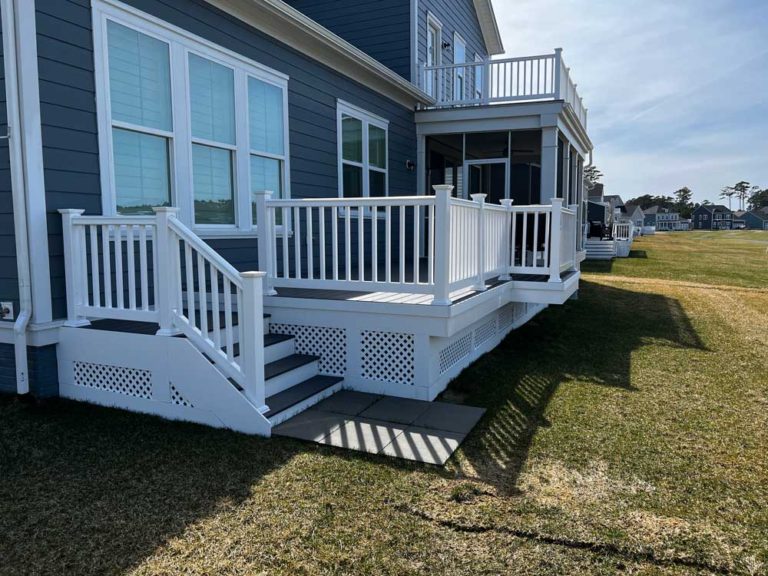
<box><xmin>540</xmin><ymin>126</ymin><xmax>559</xmax><ymax>204</ymax></box>
<box><xmin>553</xmin><ymin>48</ymin><xmax>563</xmax><ymax>100</ymax></box>
<box><xmin>240</xmin><ymin>271</ymin><xmax>267</xmax><ymax>412</ymax></box>
<box><xmin>253</xmin><ymin>190</ymin><xmax>277</xmax><ymax>296</ymax></box>
<box><xmin>432</xmin><ymin>185</ymin><xmax>453</xmax><ymax>305</ymax></box>
<box><xmin>154</xmin><ymin>207</ymin><xmax>181</xmax><ymax>336</ymax></box>
<box><xmin>549</xmin><ymin>198</ymin><xmax>563</xmax><ymax>283</ymax></box>
<box><xmin>60</xmin><ymin>209</ymin><xmax>89</xmax><ymax>327</ymax></box>
<box><xmin>499</xmin><ymin>199</ymin><xmax>514</xmax><ymax>281</ymax></box>
<box><xmin>471</xmin><ymin>193</ymin><xmax>487</xmax><ymax>291</ymax></box>
<box><xmin>562</xmin><ymin>142</ymin><xmax>571</xmax><ymax>203</ymax></box>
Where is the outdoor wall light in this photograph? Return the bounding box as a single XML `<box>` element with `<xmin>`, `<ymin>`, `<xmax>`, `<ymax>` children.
<box><xmin>442</xmin><ymin>40</ymin><xmax>452</xmax><ymax>49</ymax></box>
<box><xmin>405</xmin><ymin>160</ymin><xmax>416</xmax><ymax>171</ymax></box>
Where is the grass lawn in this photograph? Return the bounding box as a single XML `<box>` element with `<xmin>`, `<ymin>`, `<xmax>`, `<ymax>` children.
<box><xmin>1</xmin><ymin>232</ymin><xmax>767</xmax><ymax>575</ymax></box>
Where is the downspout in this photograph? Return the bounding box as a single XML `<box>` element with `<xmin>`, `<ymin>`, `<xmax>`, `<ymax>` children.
<box><xmin>2</xmin><ymin>0</ymin><xmax>32</xmax><ymax>394</ymax></box>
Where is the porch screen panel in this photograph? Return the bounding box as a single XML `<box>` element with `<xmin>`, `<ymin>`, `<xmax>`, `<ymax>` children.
<box><xmin>107</xmin><ymin>21</ymin><xmax>172</xmax><ymax>214</ymax></box>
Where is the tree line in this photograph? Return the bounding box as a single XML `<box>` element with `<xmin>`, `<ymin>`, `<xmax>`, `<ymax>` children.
<box><xmin>583</xmin><ymin>168</ymin><xmax>768</xmax><ymax>219</ymax></box>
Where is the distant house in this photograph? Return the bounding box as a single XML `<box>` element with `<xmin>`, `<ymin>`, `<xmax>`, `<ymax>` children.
<box><xmin>587</xmin><ymin>183</ymin><xmax>605</xmax><ymax>201</ymax></box>
<box><xmin>742</xmin><ymin>209</ymin><xmax>768</xmax><ymax>230</ymax></box>
<box><xmin>733</xmin><ymin>210</ymin><xmax>747</xmax><ymax>229</ymax></box>
<box><xmin>644</xmin><ymin>205</ymin><xmax>683</xmax><ymax>231</ymax></box>
<box><xmin>693</xmin><ymin>205</ymin><xmax>733</xmax><ymax>230</ymax></box>
<box><xmin>622</xmin><ymin>203</ymin><xmax>645</xmax><ymax>229</ymax></box>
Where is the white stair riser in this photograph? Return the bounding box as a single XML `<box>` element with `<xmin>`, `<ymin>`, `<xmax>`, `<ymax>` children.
<box><xmin>267</xmin><ymin>381</ymin><xmax>344</xmax><ymax>426</ymax></box>
<box><xmin>266</xmin><ymin>360</ymin><xmax>320</xmax><ymax>397</ymax></box>
<box><xmin>264</xmin><ymin>338</ymin><xmax>296</xmax><ymax>364</ymax></box>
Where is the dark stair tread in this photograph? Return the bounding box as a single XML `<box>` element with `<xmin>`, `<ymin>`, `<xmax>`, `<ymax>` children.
<box><xmin>264</xmin><ymin>376</ymin><xmax>343</xmax><ymax>418</ymax></box>
<box><xmin>224</xmin><ymin>333</ymin><xmax>294</xmax><ymax>358</ymax></box>
<box><xmin>265</xmin><ymin>354</ymin><xmax>319</xmax><ymax>381</ymax></box>
<box><xmin>85</xmin><ymin>319</ymin><xmax>160</xmax><ymax>335</ymax></box>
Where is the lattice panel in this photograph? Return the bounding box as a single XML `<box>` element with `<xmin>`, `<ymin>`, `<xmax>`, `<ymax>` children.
<box><xmin>73</xmin><ymin>361</ymin><xmax>152</xmax><ymax>399</ymax></box>
<box><xmin>439</xmin><ymin>332</ymin><xmax>473</xmax><ymax>374</ymax></box>
<box><xmin>474</xmin><ymin>317</ymin><xmax>498</xmax><ymax>348</ymax></box>
<box><xmin>361</xmin><ymin>331</ymin><xmax>415</xmax><ymax>386</ymax></box>
<box><xmin>270</xmin><ymin>323</ymin><xmax>346</xmax><ymax>376</ymax></box>
<box><xmin>170</xmin><ymin>383</ymin><xmax>193</xmax><ymax>408</ymax></box>
<box><xmin>499</xmin><ymin>304</ymin><xmax>518</xmax><ymax>332</ymax></box>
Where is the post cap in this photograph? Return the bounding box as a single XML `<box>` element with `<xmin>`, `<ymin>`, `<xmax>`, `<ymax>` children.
<box><xmin>241</xmin><ymin>271</ymin><xmax>267</xmax><ymax>279</ymax></box>
<box><xmin>152</xmin><ymin>206</ymin><xmax>180</xmax><ymax>214</ymax></box>
<box><xmin>432</xmin><ymin>184</ymin><xmax>455</xmax><ymax>195</ymax></box>
<box><xmin>499</xmin><ymin>199</ymin><xmax>515</xmax><ymax>207</ymax></box>
<box><xmin>551</xmin><ymin>197</ymin><xmax>564</xmax><ymax>205</ymax></box>
<box><xmin>470</xmin><ymin>193</ymin><xmax>487</xmax><ymax>203</ymax></box>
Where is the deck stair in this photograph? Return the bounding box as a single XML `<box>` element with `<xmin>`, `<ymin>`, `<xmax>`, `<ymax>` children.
<box><xmin>585</xmin><ymin>239</ymin><xmax>616</xmax><ymax>260</ymax></box>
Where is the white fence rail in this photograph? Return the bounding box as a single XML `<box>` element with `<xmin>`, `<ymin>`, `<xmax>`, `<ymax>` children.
<box><xmin>61</xmin><ymin>208</ymin><xmax>267</xmax><ymax>408</ymax></box>
<box><xmin>423</xmin><ymin>49</ymin><xmax>588</xmax><ymax>128</ymax></box>
<box><xmin>254</xmin><ymin>188</ymin><xmax>578</xmax><ymax>304</ymax></box>
<box><xmin>612</xmin><ymin>221</ymin><xmax>634</xmax><ymax>241</ymax></box>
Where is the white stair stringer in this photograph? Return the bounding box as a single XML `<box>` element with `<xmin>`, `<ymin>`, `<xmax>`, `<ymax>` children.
<box><xmin>57</xmin><ymin>327</ymin><xmax>272</xmax><ymax>437</ymax></box>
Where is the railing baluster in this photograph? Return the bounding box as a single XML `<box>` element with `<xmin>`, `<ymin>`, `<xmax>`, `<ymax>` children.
<box><xmin>126</xmin><ymin>225</ymin><xmax>136</xmax><ymax>310</ymax></box>
<box><xmin>319</xmin><ymin>206</ymin><xmax>326</xmax><ymax>280</ymax></box>
<box><xmin>306</xmin><ymin>206</ymin><xmax>314</xmax><ymax>280</ymax></box>
<box><xmin>544</xmin><ymin>211</ymin><xmax>551</xmax><ymax>267</ymax></box>
<box><xmin>90</xmin><ymin>224</ymin><xmax>100</xmax><ymax>308</ymax></box>
<box><xmin>293</xmin><ymin>206</ymin><xmax>301</xmax><ymax>280</ymax></box>
<box><xmin>385</xmin><ymin>205</ymin><xmax>392</xmax><ymax>283</ymax></box>
<box><xmin>114</xmin><ymin>225</ymin><xmax>124</xmax><ymax>309</ymax></box>
<box><xmin>197</xmin><ymin>253</ymin><xmax>208</xmax><ymax>339</ymax></box>
<box><xmin>184</xmin><ymin>242</ymin><xmax>194</xmax><ymax>324</ymax></box>
<box><xmin>223</xmin><ymin>277</ymin><xmax>234</xmax><ymax>362</ymax></box>
<box><xmin>139</xmin><ymin>225</ymin><xmax>148</xmax><ymax>310</ymax></box>
<box><xmin>399</xmin><ymin>205</ymin><xmax>405</xmax><ymax>283</ymax></box>
<box><xmin>357</xmin><ymin>205</ymin><xmax>364</xmax><ymax>281</ymax></box>
<box><xmin>413</xmin><ymin>205</ymin><xmax>419</xmax><ymax>284</ymax></box>
<box><xmin>372</xmin><ymin>205</ymin><xmax>378</xmax><ymax>283</ymax></box>
<box><xmin>332</xmin><ymin>206</ymin><xmax>339</xmax><ymax>280</ymax></box>
<box><xmin>533</xmin><ymin>211</ymin><xmax>540</xmax><ymax>269</ymax></box>
<box><xmin>281</xmin><ymin>207</ymin><xmax>289</xmax><ymax>279</ymax></box>
<box><xmin>344</xmin><ymin>207</ymin><xmax>351</xmax><ymax>280</ymax></box>
<box><xmin>210</xmin><ymin>266</ymin><xmax>220</xmax><ymax>348</ymax></box>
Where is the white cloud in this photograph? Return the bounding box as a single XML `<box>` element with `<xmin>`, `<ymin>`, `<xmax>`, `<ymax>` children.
<box><xmin>493</xmin><ymin>0</ymin><xmax>768</xmax><ymax>202</ymax></box>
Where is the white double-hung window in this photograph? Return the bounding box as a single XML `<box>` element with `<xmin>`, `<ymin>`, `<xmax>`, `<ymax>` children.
<box><xmin>337</xmin><ymin>100</ymin><xmax>388</xmax><ymax>198</ymax></box>
<box><xmin>94</xmin><ymin>1</ymin><xmax>289</xmax><ymax>234</ymax></box>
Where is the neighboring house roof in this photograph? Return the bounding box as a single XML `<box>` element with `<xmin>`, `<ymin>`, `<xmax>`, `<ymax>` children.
<box><xmin>624</xmin><ymin>204</ymin><xmax>644</xmax><ymax>219</ymax></box>
<box><xmin>712</xmin><ymin>205</ymin><xmax>732</xmax><ymax>213</ymax></box>
<box><xmin>473</xmin><ymin>0</ymin><xmax>505</xmax><ymax>55</ymax></box>
<box><xmin>603</xmin><ymin>194</ymin><xmax>624</xmax><ymax>206</ymax></box>
<box><xmin>734</xmin><ymin>210</ymin><xmax>747</xmax><ymax>218</ymax></box>
<box><xmin>208</xmin><ymin>0</ymin><xmax>433</xmax><ymax>108</ymax></box>
<box><xmin>748</xmin><ymin>209</ymin><xmax>768</xmax><ymax>220</ymax></box>
<box><xmin>587</xmin><ymin>183</ymin><xmax>604</xmax><ymax>199</ymax></box>
<box><xmin>644</xmin><ymin>205</ymin><xmax>660</xmax><ymax>214</ymax></box>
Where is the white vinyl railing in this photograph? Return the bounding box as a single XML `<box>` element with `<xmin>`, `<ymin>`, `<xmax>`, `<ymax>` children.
<box><xmin>612</xmin><ymin>221</ymin><xmax>634</xmax><ymax>241</ymax></box>
<box><xmin>254</xmin><ymin>189</ymin><xmax>578</xmax><ymax>304</ymax></box>
<box><xmin>60</xmin><ymin>208</ymin><xmax>267</xmax><ymax>408</ymax></box>
<box><xmin>423</xmin><ymin>49</ymin><xmax>588</xmax><ymax>128</ymax></box>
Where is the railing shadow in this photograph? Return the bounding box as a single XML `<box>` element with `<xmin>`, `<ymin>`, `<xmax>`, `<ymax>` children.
<box><xmin>447</xmin><ymin>280</ymin><xmax>707</xmax><ymax>494</ymax></box>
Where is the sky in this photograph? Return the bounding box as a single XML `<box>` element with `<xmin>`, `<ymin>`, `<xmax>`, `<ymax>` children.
<box><xmin>493</xmin><ymin>0</ymin><xmax>768</xmax><ymax>205</ymax></box>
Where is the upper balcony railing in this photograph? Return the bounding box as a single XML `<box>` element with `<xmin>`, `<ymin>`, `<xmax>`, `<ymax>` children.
<box><xmin>422</xmin><ymin>49</ymin><xmax>587</xmax><ymax>128</ymax></box>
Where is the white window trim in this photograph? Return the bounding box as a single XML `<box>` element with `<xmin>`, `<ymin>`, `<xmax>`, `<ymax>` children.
<box><xmin>92</xmin><ymin>0</ymin><xmax>290</xmax><ymax>237</ymax></box>
<box><xmin>336</xmin><ymin>100</ymin><xmax>389</xmax><ymax>199</ymax></box>
<box><xmin>426</xmin><ymin>12</ymin><xmax>443</xmax><ymax>67</ymax></box>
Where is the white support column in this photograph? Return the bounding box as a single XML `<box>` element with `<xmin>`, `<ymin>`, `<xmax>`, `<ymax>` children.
<box><xmin>499</xmin><ymin>199</ymin><xmax>514</xmax><ymax>281</ymax></box>
<box><xmin>562</xmin><ymin>142</ymin><xmax>571</xmax><ymax>203</ymax></box>
<box><xmin>471</xmin><ymin>193</ymin><xmax>487</xmax><ymax>291</ymax></box>
<box><xmin>553</xmin><ymin>48</ymin><xmax>563</xmax><ymax>100</ymax></box>
<box><xmin>540</xmin><ymin>126</ymin><xmax>559</xmax><ymax>204</ymax></box>
<box><xmin>154</xmin><ymin>207</ymin><xmax>181</xmax><ymax>336</ymax></box>
<box><xmin>253</xmin><ymin>190</ymin><xmax>277</xmax><ymax>295</ymax></box>
<box><xmin>15</xmin><ymin>0</ymin><xmax>52</xmax><ymax>324</ymax></box>
<box><xmin>432</xmin><ymin>184</ymin><xmax>453</xmax><ymax>305</ymax></box>
<box><xmin>549</xmin><ymin>198</ymin><xmax>563</xmax><ymax>283</ymax></box>
<box><xmin>60</xmin><ymin>209</ymin><xmax>89</xmax><ymax>327</ymax></box>
<box><xmin>240</xmin><ymin>271</ymin><xmax>267</xmax><ymax>412</ymax></box>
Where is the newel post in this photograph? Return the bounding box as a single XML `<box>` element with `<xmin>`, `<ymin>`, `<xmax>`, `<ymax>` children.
<box><xmin>499</xmin><ymin>199</ymin><xmax>514</xmax><ymax>281</ymax></box>
<box><xmin>240</xmin><ymin>271</ymin><xmax>267</xmax><ymax>412</ymax></box>
<box><xmin>553</xmin><ymin>48</ymin><xmax>563</xmax><ymax>100</ymax></box>
<box><xmin>432</xmin><ymin>185</ymin><xmax>454</xmax><ymax>305</ymax></box>
<box><xmin>471</xmin><ymin>194</ymin><xmax>487</xmax><ymax>291</ymax></box>
<box><xmin>60</xmin><ymin>209</ymin><xmax>89</xmax><ymax>327</ymax></box>
<box><xmin>253</xmin><ymin>190</ymin><xmax>277</xmax><ymax>296</ymax></box>
<box><xmin>549</xmin><ymin>198</ymin><xmax>563</xmax><ymax>283</ymax></box>
<box><xmin>153</xmin><ymin>207</ymin><xmax>181</xmax><ymax>336</ymax></box>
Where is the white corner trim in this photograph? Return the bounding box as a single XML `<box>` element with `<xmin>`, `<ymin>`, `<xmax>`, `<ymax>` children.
<box><xmin>13</xmin><ymin>0</ymin><xmax>53</xmax><ymax>324</ymax></box>
<box><xmin>205</xmin><ymin>0</ymin><xmax>434</xmax><ymax>109</ymax></box>
<box><xmin>472</xmin><ymin>0</ymin><xmax>504</xmax><ymax>55</ymax></box>
<box><xmin>410</xmin><ymin>0</ymin><xmax>418</xmax><ymax>83</ymax></box>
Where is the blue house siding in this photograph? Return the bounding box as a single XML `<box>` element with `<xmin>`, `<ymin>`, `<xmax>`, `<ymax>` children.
<box><xmin>417</xmin><ymin>0</ymin><xmax>489</xmax><ymax>70</ymax></box>
<box><xmin>0</xmin><ymin>14</ymin><xmax>20</xmax><ymax>326</ymax></box>
<box><xmin>34</xmin><ymin>0</ymin><xmax>418</xmax><ymax>316</ymax></box>
<box><xmin>283</xmin><ymin>0</ymin><xmax>412</xmax><ymax>80</ymax></box>
<box><xmin>743</xmin><ymin>211</ymin><xmax>768</xmax><ymax>230</ymax></box>
<box><xmin>0</xmin><ymin>344</ymin><xmax>59</xmax><ymax>397</ymax></box>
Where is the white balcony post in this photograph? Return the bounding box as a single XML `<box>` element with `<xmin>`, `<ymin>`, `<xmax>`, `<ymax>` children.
<box><xmin>499</xmin><ymin>199</ymin><xmax>514</xmax><ymax>280</ymax></box>
<box><xmin>540</xmin><ymin>126</ymin><xmax>559</xmax><ymax>203</ymax></box>
<box><xmin>240</xmin><ymin>271</ymin><xmax>267</xmax><ymax>411</ymax></box>
<box><xmin>60</xmin><ymin>209</ymin><xmax>89</xmax><ymax>327</ymax></box>
<box><xmin>471</xmin><ymin>193</ymin><xmax>487</xmax><ymax>291</ymax></box>
<box><xmin>549</xmin><ymin>198</ymin><xmax>563</xmax><ymax>283</ymax></box>
<box><xmin>153</xmin><ymin>207</ymin><xmax>181</xmax><ymax>336</ymax></box>
<box><xmin>432</xmin><ymin>185</ymin><xmax>453</xmax><ymax>305</ymax></box>
<box><xmin>553</xmin><ymin>48</ymin><xmax>563</xmax><ymax>100</ymax></box>
<box><xmin>253</xmin><ymin>190</ymin><xmax>277</xmax><ymax>296</ymax></box>
<box><xmin>483</xmin><ymin>60</ymin><xmax>491</xmax><ymax>104</ymax></box>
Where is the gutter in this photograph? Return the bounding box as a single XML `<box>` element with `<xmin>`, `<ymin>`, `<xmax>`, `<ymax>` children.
<box><xmin>2</xmin><ymin>0</ymin><xmax>32</xmax><ymax>394</ymax></box>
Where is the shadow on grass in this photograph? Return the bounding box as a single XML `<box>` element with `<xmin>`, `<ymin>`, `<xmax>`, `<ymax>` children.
<box><xmin>579</xmin><ymin>259</ymin><xmax>615</xmax><ymax>274</ymax></box>
<box><xmin>629</xmin><ymin>249</ymin><xmax>648</xmax><ymax>258</ymax></box>
<box><xmin>0</xmin><ymin>399</ymin><xmax>305</xmax><ymax>575</ymax></box>
<box><xmin>448</xmin><ymin>280</ymin><xmax>706</xmax><ymax>493</ymax></box>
